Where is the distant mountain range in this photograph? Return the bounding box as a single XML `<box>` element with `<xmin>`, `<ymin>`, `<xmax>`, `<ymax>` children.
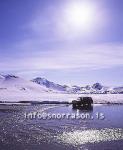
<box><xmin>32</xmin><ymin>77</ymin><xmax>123</xmax><ymax>94</ymax></box>
<box><xmin>0</xmin><ymin>74</ymin><xmax>123</xmax><ymax>94</ymax></box>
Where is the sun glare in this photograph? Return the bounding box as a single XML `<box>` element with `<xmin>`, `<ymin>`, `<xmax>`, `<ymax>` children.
<box><xmin>64</xmin><ymin>2</ymin><xmax>95</xmax><ymax>30</ymax></box>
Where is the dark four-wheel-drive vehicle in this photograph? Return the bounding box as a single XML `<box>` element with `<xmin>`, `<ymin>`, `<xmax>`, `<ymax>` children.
<box><xmin>72</xmin><ymin>97</ymin><xmax>93</xmax><ymax>109</ymax></box>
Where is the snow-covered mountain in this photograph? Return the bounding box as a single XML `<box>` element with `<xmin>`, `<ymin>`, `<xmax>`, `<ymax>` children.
<box><xmin>0</xmin><ymin>74</ymin><xmax>49</xmax><ymax>93</ymax></box>
<box><xmin>32</xmin><ymin>77</ymin><xmax>123</xmax><ymax>94</ymax></box>
<box><xmin>0</xmin><ymin>74</ymin><xmax>123</xmax><ymax>95</ymax></box>
<box><xmin>32</xmin><ymin>77</ymin><xmax>68</xmax><ymax>93</ymax></box>
<box><xmin>0</xmin><ymin>74</ymin><xmax>123</xmax><ymax>103</ymax></box>
<box><xmin>32</xmin><ymin>77</ymin><xmax>103</xmax><ymax>93</ymax></box>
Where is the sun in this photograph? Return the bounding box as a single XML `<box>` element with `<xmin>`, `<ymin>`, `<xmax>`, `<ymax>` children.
<box><xmin>64</xmin><ymin>2</ymin><xmax>95</xmax><ymax>30</ymax></box>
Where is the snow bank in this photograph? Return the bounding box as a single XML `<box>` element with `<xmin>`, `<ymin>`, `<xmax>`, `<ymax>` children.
<box><xmin>0</xmin><ymin>91</ymin><xmax>123</xmax><ymax>104</ymax></box>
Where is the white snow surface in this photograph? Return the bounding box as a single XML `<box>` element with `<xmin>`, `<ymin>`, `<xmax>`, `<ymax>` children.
<box><xmin>0</xmin><ymin>74</ymin><xmax>123</xmax><ymax>103</ymax></box>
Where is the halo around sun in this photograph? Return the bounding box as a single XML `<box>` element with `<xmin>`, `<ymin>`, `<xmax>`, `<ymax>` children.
<box><xmin>63</xmin><ymin>1</ymin><xmax>96</xmax><ymax>31</ymax></box>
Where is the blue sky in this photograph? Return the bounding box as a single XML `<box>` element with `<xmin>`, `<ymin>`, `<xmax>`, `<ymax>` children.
<box><xmin>0</xmin><ymin>0</ymin><xmax>123</xmax><ymax>86</ymax></box>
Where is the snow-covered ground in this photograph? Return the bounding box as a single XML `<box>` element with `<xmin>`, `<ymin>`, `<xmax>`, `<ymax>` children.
<box><xmin>0</xmin><ymin>91</ymin><xmax>123</xmax><ymax>104</ymax></box>
<box><xmin>0</xmin><ymin>74</ymin><xmax>123</xmax><ymax>104</ymax></box>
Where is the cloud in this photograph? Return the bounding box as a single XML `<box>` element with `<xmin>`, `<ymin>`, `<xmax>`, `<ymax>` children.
<box><xmin>0</xmin><ymin>42</ymin><xmax>123</xmax><ymax>73</ymax></box>
<box><xmin>0</xmin><ymin>1</ymin><xmax>122</xmax><ymax>74</ymax></box>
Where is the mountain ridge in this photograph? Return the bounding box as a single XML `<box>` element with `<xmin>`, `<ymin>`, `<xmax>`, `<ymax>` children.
<box><xmin>0</xmin><ymin>74</ymin><xmax>123</xmax><ymax>94</ymax></box>
<box><xmin>32</xmin><ymin>77</ymin><xmax>123</xmax><ymax>94</ymax></box>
